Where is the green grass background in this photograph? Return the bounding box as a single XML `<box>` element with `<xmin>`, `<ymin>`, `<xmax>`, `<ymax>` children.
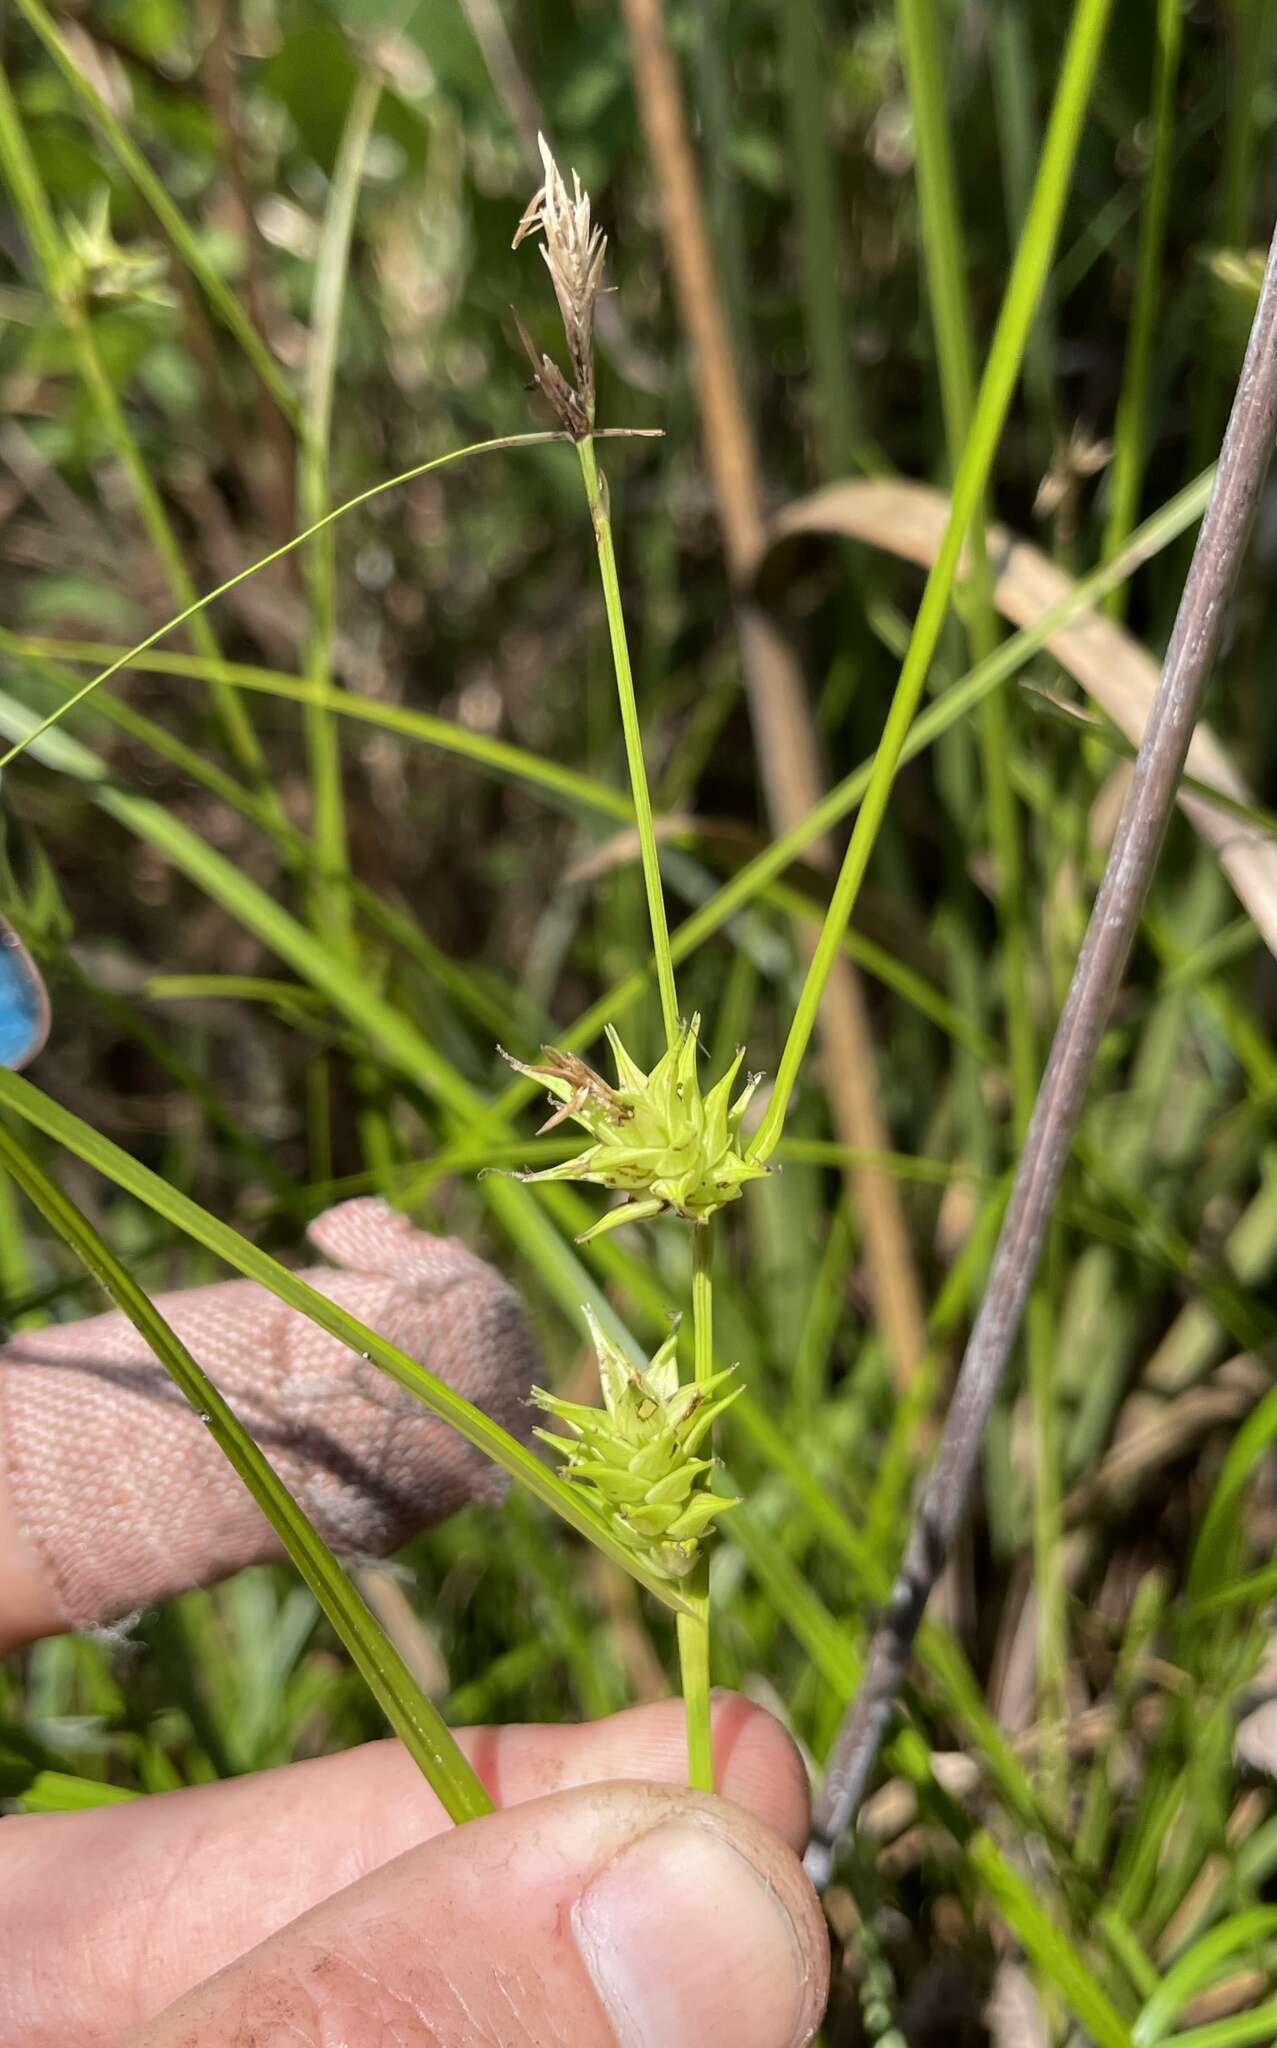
<box><xmin>0</xmin><ymin>0</ymin><xmax>1275</xmax><ymax>2039</ymax></box>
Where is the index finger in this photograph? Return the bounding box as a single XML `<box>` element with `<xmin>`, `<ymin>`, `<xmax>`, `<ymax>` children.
<box><xmin>0</xmin><ymin>1198</ymin><xmax>539</xmax><ymax>1647</ymax></box>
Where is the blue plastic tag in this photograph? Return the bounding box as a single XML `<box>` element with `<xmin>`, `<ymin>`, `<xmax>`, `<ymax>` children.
<box><xmin>0</xmin><ymin>913</ymin><xmax>50</xmax><ymax>1070</ymax></box>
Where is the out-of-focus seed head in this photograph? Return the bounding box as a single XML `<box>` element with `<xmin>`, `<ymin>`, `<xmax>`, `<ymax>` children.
<box><xmin>512</xmin><ymin>133</ymin><xmax>606</xmax><ymax>435</ymax></box>
<box><xmin>62</xmin><ymin>190</ymin><xmax>174</xmax><ymax>311</ymax></box>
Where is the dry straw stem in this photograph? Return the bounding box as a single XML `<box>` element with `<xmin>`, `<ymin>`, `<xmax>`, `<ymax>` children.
<box><xmin>619</xmin><ymin>0</ymin><xmax>928</xmax><ymax>1393</ymax></box>
<box><xmin>807</xmin><ymin>215</ymin><xmax>1277</xmax><ymax>1887</ymax></box>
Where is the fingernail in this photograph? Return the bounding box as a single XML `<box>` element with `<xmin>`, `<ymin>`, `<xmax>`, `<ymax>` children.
<box><xmin>572</xmin><ymin>1819</ymin><xmax>810</xmax><ymax>2048</ymax></box>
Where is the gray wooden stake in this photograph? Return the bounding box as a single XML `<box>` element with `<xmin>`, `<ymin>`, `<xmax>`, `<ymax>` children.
<box><xmin>807</xmin><ymin>215</ymin><xmax>1277</xmax><ymax>1889</ymax></box>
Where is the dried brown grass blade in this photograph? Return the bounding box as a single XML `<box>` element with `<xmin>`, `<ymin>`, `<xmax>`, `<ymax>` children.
<box><xmin>765</xmin><ymin>478</ymin><xmax>1277</xmax><ymax>956</ymax></box>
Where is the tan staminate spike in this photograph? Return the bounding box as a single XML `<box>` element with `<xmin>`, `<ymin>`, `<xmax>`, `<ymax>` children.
<box><xmin>513</xmin><ymin>133</ymin><xmax>607</xmax><ymax>425</ymax></box>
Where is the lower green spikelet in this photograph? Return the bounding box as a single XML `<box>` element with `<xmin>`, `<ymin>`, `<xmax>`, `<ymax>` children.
<box><xmin>532</xmin><ymin>1308</ymin><xmax>742</xmax><ymax>1582</ymax></box>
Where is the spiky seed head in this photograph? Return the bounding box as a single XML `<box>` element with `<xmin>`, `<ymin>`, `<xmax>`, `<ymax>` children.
<box><xmin>500</xmin><ymin>1014</ymin><xmax>768</xmax><ymax>1242</ymax></box>
<box><xmin>62</xmin><ymin>190</ymin><xmax>174</xmax><ymax>311</ymax></box>
<box><xmin>532</xmin><ymin>1308</ymin><xmax>741</xmax><ymax>1581</ymax></box>
<box><xmin>512</xmin><ymin>133</ymin><xmax>605</xmax><ymax>432</ymax></box>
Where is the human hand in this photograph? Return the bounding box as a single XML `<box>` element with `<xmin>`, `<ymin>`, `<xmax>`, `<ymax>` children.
<box><xmin>0</xmin><ymin>1203</ymin><xmax>828</xmax><ymax>2046</ymax></box>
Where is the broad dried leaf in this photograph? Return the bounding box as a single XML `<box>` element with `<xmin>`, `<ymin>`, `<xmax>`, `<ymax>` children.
<box><xmin>759</xmin><ymin>478</ymin><xmax>1277</xmax><ymax>957</ymax></box>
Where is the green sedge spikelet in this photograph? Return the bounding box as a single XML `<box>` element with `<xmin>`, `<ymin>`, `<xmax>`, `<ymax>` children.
<box><xmin>62</xmin><ymin>190</ymin><xmax>174</xmax><ymax>310</ymax></box>
<box><xmin>499</xmin><ymin>1014</ymin><xmax>768</xmax><ymax>1242</ymax></box>
<box><xmin>532</xmin><ymin>1308</ymin><xmax>742</xmax><ymax>1581</ymax></box>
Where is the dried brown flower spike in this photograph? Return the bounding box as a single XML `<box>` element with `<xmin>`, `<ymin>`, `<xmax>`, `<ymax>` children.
<box><xmin>513</xmin><ymin>133</ymin><xmax>606</xmax><ymax>437</ymax></box>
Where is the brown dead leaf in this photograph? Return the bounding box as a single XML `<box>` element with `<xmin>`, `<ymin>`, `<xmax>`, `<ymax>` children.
<box><xmin>758</xmin><ymin>478</ymin><xmax>1277</xmax><ymax>957</ymax></box>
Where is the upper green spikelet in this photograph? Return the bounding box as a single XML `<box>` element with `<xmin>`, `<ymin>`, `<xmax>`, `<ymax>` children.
<box><xmin>532</xmin><ymin>1308</ymin><xmax>742</xmax><ymax>1581</ymax></box>
<box><xmin>500</xmin><ymin>1014</ymin><xmax>768</xmax><ymax>1242</ymax></box>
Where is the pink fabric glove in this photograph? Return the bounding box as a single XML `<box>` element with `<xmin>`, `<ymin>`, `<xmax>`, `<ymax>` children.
<box><xmin>0</xmin><ymin>1197</ymin><xmax>541</xmax><ymax>1634</ymax></box>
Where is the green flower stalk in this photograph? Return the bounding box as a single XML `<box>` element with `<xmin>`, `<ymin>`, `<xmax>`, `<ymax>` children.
<box><xmin>500</xmin><ymin>1014</ymin><xmax>767</xmax><ymax>1241</ymax></box>
<box><xmin>511</xmin><ymin>141</ymin><xmax>744</xmax><ymax>1789</ymax></box>
<box><xmin>533</xmin><ymin>1308</ymin><xmax>742</xmax><ymax>1582</ymax></box>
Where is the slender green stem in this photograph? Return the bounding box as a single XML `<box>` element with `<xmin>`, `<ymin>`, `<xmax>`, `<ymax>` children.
<box><xmin>691</xmin><ymin>1225</ymin><xmax>714</xmax><ymax>1391</ymax></box>
<box><xmin>749</xmin><ymin>0</ymin><xmax>1114</xmax><ymax>1161</ymax></box>
<box><xmin>300</xmin><ymin>73</ymin><xmax>380</xmax><ymax>941</ymax></box>
<box><xmin>0</xmin><ymin>1118</ymin><xmax>492</xmax><ymax>1823</ymax></box>
<box><xmin>1100</xmin><ymin>0</ymin><xmax>1182</xmax><ymax>616</ymax></box>
<box><xmin>576</xmin><ymin>435</ymin><xmax>680</xmax><ymax>1048</ymax></box>
<box><xmin>675</xmin><ymin>1587</ymin><xmax>713</xmax><ymax>1788</ymax></box>
<box><xmin>676</xmin><ymin>1223</ymin><xmax>715</xmax><ymax>1790</ymax></box>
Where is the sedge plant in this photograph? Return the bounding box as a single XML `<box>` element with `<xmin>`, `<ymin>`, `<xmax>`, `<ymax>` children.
<box><xmin>4</xmin><ymin>17</ymin><xmax>1276</xmax><ymax>2036</ymax></box>
<box><xmin>506</xmin><ymin>140</ymin><xmax>767</xmax><ymax>1787</ymax></box>
<box><xmin>472</xmin><ymin>91</ymin><xmax>1120</xmax><ymax>1788</ymax></box>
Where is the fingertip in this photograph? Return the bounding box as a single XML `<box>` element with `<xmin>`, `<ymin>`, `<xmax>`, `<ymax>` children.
<box><xmin>571</xmin><ymin>1792</ymin><xmax>828</xmax><ymax>2048</ymax></box>
<box><xmin>458</xmin><ymin>1693</ymin><xmax>811</xmax><ymax>1850</ymax></box>
<box><xmin>710</xmin><ymin>1691</ymin><xmax>812</xmax><ymax>1852</ymax></box>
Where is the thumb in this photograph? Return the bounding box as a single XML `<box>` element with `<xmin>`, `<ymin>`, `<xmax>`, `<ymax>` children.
<box><xmin>129</xmin><ymin>1779</ymin><xmax>828</xmax><ymax>2047</ymax></box>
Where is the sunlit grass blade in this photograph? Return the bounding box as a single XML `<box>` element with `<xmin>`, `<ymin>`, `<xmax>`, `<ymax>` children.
<box><xmin>751</xmin><ymin>0</ymin><xmax>1116</xmax><ymax>1161</ymax></box>
<box><xmin>0</xmin><ymin>432</ymin><xmax>614</xmax><ymax>773</ymax></box>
